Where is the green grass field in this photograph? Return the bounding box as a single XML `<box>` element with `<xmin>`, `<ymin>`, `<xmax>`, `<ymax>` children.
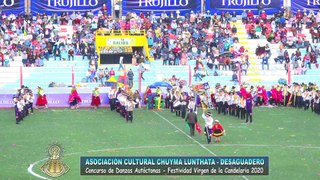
<box><xmin>1</xmin><ymin>107</ymin><xmax>320</xmax><ymax>180</ymax></box>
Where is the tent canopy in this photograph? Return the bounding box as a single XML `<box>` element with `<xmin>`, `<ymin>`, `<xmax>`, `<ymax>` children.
<box><xmin>106</xmin><ymin>76</ymin><xmax>117</xmax><ymax>82</ymax></box>
<box><xmin>149</xmin><ymin>81</ymin><xmax>173</xmax><ymax>89</ymax></box>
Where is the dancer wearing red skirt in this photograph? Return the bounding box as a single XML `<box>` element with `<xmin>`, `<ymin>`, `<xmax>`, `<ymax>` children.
<box><xmin>91</xmin><ymin>87</ymin><xmax>101</xmax><ymax>109</ymax></box>
<box><xmin>36</xmin><ymin>86</ymin><xmax>48</xmax><ymax>109</ymax></box>
<box><xmin>69</xmin><ymin>86</ymin><xmax>82</xmax><ymax>109</ymax></box>
<box><xmin>212</xmin><ymin>120</ymin><xmax>225</xmax><ymax>143</ymax></box>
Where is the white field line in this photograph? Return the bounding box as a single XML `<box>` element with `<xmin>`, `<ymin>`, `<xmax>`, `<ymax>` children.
<box><xmin>153</xmin><ymin>111</ymin><xmax>249</xmax><ymax>180</ymax></box>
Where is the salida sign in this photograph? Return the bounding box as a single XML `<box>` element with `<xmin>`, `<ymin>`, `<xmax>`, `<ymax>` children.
<box><xmin>122</xmin><ymin>0</ymin><xmax>200</xmax><ymax>15</ymax></box>
<box><xmin>31</xmin><ymin>0</ymin><xmax>111</xmax><ymax>15</ymax></box>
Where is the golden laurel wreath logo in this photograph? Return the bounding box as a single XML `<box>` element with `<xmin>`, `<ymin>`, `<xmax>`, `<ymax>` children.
<box><xmin>41</xmin><ymin>144</ymin><xmax>69</xmax><ymax>177</ymax></box>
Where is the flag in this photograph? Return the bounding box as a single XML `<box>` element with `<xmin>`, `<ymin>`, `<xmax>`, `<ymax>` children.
<box><xmin>185</xmin><ymin>121</ymin><xmax>189</xmax><ymax>129</ymax></box>
<box><xmin>195</xmin><ymin>122</ymin><xmax>202</xmax><ymax>134</ymax></box>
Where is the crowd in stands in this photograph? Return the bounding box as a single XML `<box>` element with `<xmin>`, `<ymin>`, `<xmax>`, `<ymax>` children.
<box><xmin>120</xmin><ymin>10</ymin><xmax>252</xmax><ymax>82</ymax></box>
<box><xmin>1</xmin><ymin>5</ymin><xmax>320</xmax><ymax>86</ymax></box>
<box><xmin>0</xmin><ymin>4</ymin><xmax>111</xmax><ymax>67</ymax></box>
<box><xmin>248</xmin><ymin>8</ymin><xmax>320</xmax><ymax>73</ymax></box>
<box><xmin>124</xmin><ymin>8</ymin><xmax>318</xmax><ymax>81</ymax></box>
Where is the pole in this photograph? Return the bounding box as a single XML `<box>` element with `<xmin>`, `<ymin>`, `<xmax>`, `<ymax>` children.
<box><xmin>72</xmin><ymin>66</ymin><xmax>74</xmax><ymax>86</ymax></box>
<box><xmin>20</xmin><ymin>66</ymin><xmax>23</xmax><ymax>88</ymax></box>
<box><xmin>287</xmin><ymin>63</ymin><xmax>291</xmax><ymax>85</ymax></box>
<box><xmin>124</xmin><ymin>65</ymin><xmax>127</xmax><ymax>87</ymax></box>
<box><xmin>201</xmin><ymin>0</ymin><xmax>204</xmax><ymax>14</ymax></box>
<box><xmin>188</xmin><ymin>65</ymin><xmax>192</xmax><ymax>86</ymax></box>
<box><xmin>157</xmin><ymin>94</ymin><xmax>162</xmax><ymax>110</ymax></box>
<box><xmin>139</xmin><ymin>71</ymin><xmax>142</xmax><ymax>93</ymax></box>
<box><xmin>238</xmin><ymin>63</ymin><xmax>241</xmax><ymax>85</ymax></box>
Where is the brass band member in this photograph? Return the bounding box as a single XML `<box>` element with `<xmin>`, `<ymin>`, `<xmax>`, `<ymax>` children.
<box><xmin>180</xmin><ymin>92</ymin><xmax>188</xmax><ymax>119</ymax></box>
<box><xmin>282</xmin><ymin>84</ymin><xmax>289</xmax><ymax>106</ymax></box>
<box><xmin>126</xmin><ymin>97</ymin><xmax>135</xmax><ymax>123</ymax></box>
<box><xmin>303</xmin><ymin>90</ymin><xmax>311</xmax><ymax>111</ymax></box>
<box><xmin>296</xmin><ymin>84</ymin><xmax>303</xmax><ymax>108</ymax></box>
<box><xmin>173</xmin><ymin>91</ymin><xmax>181</xmax><ymax>117</ymax></box>
<box><xmin>109</xmin><ymin>85</ymin><xmax>117</xmax><ymax>111</ymax></box>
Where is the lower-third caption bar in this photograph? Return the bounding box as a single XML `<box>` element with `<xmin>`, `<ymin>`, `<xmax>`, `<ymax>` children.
<box><xmin>80</xmin><ymin>156</ymin><xmax>269</xmax><ymax>175</ymax></box>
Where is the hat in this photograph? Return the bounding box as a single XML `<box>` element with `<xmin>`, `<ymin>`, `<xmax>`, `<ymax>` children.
<box><xmin>215</xmin><ymin>120</ymin><xmax>219</xmax><ymax>123</ymax></box>
<box><xmin>206</xmin><ymin>112</ymin><xmax>212</xmax><ymax>116</ymax></box>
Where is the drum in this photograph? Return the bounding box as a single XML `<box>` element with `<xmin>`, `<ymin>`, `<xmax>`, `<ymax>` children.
<box><xmin>173</xmin><ymin>101</ymin><xmax>181</xmax><ymax>107</ymax></box>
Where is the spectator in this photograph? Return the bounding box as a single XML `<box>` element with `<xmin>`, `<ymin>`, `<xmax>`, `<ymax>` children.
<box><xmin>22</xmin><ymin>51</ymin><xmax>28</xmax><ymax>66</ymax></box>
<box><xmin>68</xmin><ymin>48</ymin><xmax>74</xmax><ymax>61</ymax></box>
<box><xmin>0</xmin><ymin>51</ymin><xmax>4</xmax><ymax>67</ymax></box>
<box><xmin>293</xmin><ymin>59</ymin><xmax>299</xmax><ymax>74</ymax></box>
<box><xmin>138</xmin><ymin>63</ymin><xmax>145</xmax><ymax>80</ymax></box>
<box><xmin>127</xmin><ymin>69</ymin><xmax>134</xmax><ymax>88</ymax></box>
<box><xmin>231</xmin><ymin>72</ymin><xmax>238</xmax><ymax>83</ymax></box>
<box><xmin>262</xmin><ymin>53</ymin><xmax>269</xmax><ymax>70</ymax></box>
<box><xmin>194</xmin><ymin>68</ymin><xmax>202</xmax><ymax>82</ymax></box>
<box><xmin>303</xmin><ymin>54</ymin><xmax>311</xmax><ymax>69</ymax></box>
<box><xmin>109</xmin><ymin>68</ymin><xmax>115</xmax><ymax>77</ymax></box>
<box><xmin>4</xmin><ymin>53</ymin><xmax>10</xmax><ymax>67</ymax></box>
<box><xmin>181</xmin><ymin>50</ymin><xmax>188</xmax><ymax>65</ymax></box>
<box><xmin>265</xmin><ymin>44</ymin><xmax>271</xmax><ymax>58</ymax></box>
<box><xmin>255</xmin><ymin>44</ymin><xmax>265</xmax><ymax>59</ymax></box>
<box><xmin>82</xmin><ymin>47</ymin><xmax>89</xmax><ymax>60</ymax></box>
<box><xmin>168</xmin><ymin>51</ymin><xmax>175</xmax><ymax>65</ymax></box>
<box><xmin>104</xmin><ymin>67</ymin><xmax>109</xmax><ymax>80</ymax></box>
<box><xmin>53</xmin><ymin>48</ymin><xmax>61</xmax><ymax>61</ymax></box>
<box><xmin>283</xmin><ymin>50</ymin><xmax>290</xmax><ymax>63</ymax></box>
<box><xmin>114</xmin><ymin>1</ymin><xmax>120</xmax><ymax>18</ymax></box>
<box><xmin>300</xmin><ymin>64</ymin><xmax>307</xmax><ymax>75</ymax></box>
<box><xmin>88</xmin><ymin>45</ymin><xmax>95</xmax><ymax>60</ymax></box>
<box><xmin>231</xmin><ymin>25</ymin><xmax>237</xmax><ymax>35</ymax></box>
<box><xmin>118</xmin><ymin>56</ymin><xmax>124</xmax><ymax>71</ymax></box>
<box><xmin>86</xmin><ymin>69</ymin><xmax>92</xmax><ymax>82</ymax></box>
<box><xmin>241</xmin><ymin>62</ymin><xmax>248</xmax><ymax>75</ymax></box>
<box><xmin>231</xmin><ymin>11</ymin><xmax>237</xmax><ymax>22</ymax></box>
<box><xmin>242</xmin><ymin>10</ymin><xmax>247</xmax><ymax>23</ymax></box>
<box><xmin>98</xmin><ymin>68</ymin><xmax>106</xmax><ymax>85</ymax></box>
<box><xmin>223</xmin><ymin>56</ymin><xmax>231</xmax><ymax>71</ymax></box>
<box><xmin>173</xmin><ymin>44</ymin><xmax>181</xmax><ymax>65</ymax></box>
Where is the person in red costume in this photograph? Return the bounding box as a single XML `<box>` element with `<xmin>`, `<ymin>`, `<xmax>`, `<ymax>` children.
<box><xmin>91</xmin><ymin>87</ymin><xmax>101</xmax><ymax>109</ymax></box>
<box><xmin>173</xmin><ymin>44</ymin><xmax>181</xmax><ymax>65</ymax></box>
<box><xmin>276</xmin><ymin>85</ymin><xmax>283</xmax><ymax>105</ymax></box>
<box><xmin>69</xmin><ymin>86</ymin><xmax>82</xmax><ymax>109</ymax></box>
<box><xmin>296</xmin><ymin>10</ymin><xmax>303</xmax><ymax>22</ymax></box>
<box><xmin>270</xmin><ymin>85</ymin><xmax>278</xmax><ymax>106</ymax></box>
<box><xmin>144</xmin><ymin>86</ymin><xmax>153</xmax><ymax>109</ymax></box>
<box><xmin>262</xmin><ymin>85</ymin><xmax>268</xmax><ymax>105</ymax></box>
<box><xmin>109</xmin><ymin>68</ymin><xmax>115</xmax><ymax>77</ymax></box>
<box><xmin>247</xmin><ymin>10</ymin><xmax>254</xmax><ymax>21</ymax></box>
<box><xmin>257</xmin><ymin>86</ymin><xmax>264</xmax><ymax>106</ymax></box>
<box><xmin>36</xmin><ymin>86</ymin><xmax>48</xmax><ymax>109</ymax></box>
<box><xmin>260</xmin><ymin>10</ymin><xmax>267</xmax><ymax>23</ymax></box>
<box><xmin>240</xmin><ymin>84</ymin><xmax>247</xmax><ymax>99</ymax></box>
<box><xmin>212</xmin><ymin>120</ymin><xmax>225</xmax><ymax>143</ymax></box>
<box><xmin>101</xmin><ymin>3</ymin><xmax>108</xmax><ymax>13</ymax></box>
